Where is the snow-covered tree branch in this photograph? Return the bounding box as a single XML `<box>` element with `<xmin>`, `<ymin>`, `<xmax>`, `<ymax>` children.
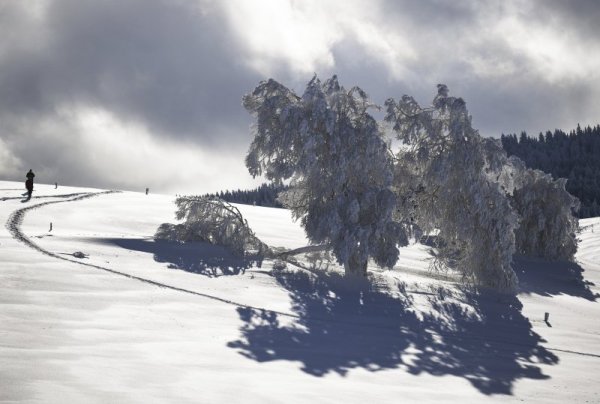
<box><xmin>155</xmin><ymin>196</ymin><xmax>270</xmax><ymax>257</ymax></box>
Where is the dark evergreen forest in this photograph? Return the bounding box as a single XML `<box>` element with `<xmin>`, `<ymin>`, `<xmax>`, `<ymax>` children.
<box><xmin>203</xmin><ymin>182</ymin><xmax>286</xmax><ymax>208</ymax></box>
<box><xmin>501</xmin><ymin>124</ymin><xmax>600</xmax><ymax>218</ymax></box>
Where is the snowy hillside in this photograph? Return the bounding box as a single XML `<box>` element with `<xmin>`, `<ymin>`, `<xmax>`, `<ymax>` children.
<box><xmin>1</xmin><ymin>180</ymin><xmax>599</xmax><ymax>403</ymax></box>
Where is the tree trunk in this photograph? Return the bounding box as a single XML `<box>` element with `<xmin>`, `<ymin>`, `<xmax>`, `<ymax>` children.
<box><xmin>344</xmin><ymin>251</ymin><xmax>368</xmax><ymax>277</ymax></box>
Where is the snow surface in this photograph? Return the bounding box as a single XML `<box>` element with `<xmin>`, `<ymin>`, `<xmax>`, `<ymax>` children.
<box><xmin>1</xmin><ymin>180</ymin><xmax>599</xmax><ymax>403</ymax></box>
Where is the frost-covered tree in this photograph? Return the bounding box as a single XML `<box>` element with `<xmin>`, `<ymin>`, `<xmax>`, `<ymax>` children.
<box><xmin>243</xmin><ymin>75</ymin><xmax>408</xmax><ymax>276</ymax></box>
<box><xmin>481</xmin><ymin>139</ymin><xmax>580</xmax><ymax>261</ymax></box>
<box><xmin>155</xmin><ymin>196</ymin><xmax>270</xmax><ymax>257</ymax></box>
<box><xmin>385</xmin><ymin>85</ymin><xmax>519</xmax><ymax>290</ymax></box>
<box><xmin>512</xmin><ymin>169</ymin><xmax>579</xmax><ymax>260</ymax></box>
<box><xmin>494</xmin><ymin>157</ymin><xmax>580</xmax><ymax>260</ymax></box>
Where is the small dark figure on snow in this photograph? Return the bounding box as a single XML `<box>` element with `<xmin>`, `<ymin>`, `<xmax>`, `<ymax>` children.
<box><xmin>25</xmin><ymin>169</ymin><xmax>35</xmax><ymax>200</ymax></box>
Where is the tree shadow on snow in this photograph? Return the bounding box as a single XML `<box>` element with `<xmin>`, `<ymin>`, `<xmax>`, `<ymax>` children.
<box><xmin>228</xmin><ymin>271</ymin><xmax>558</xmax><ymax>395</ymax></box>
<box><xmin>514</xmin><ymin>255</ymin><xmax>599</xmax><ymax>301</ymax></box>
<box><xmin>98</xmin><ymin>238</ymin><xmax>260</xmax><ymax>277</ymax></box>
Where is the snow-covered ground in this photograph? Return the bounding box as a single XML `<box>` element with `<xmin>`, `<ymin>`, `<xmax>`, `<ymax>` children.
<box><xmin>1</xmin><ymin>180</ymin><xmax>599</xmax><ymax>403</ymax></box>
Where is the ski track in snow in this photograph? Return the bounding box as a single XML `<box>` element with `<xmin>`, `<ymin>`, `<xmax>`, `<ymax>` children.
<box><xmin>5</xmin><ymin>191</ymin><xmax>303</xmax><ymax>320</ymax></box>
<box><xmin>1</xmin><ymin>192</ymin><xmax>100</xmax><ymax>202</ymax></box>
<box><xmin>5</xmin><ymin>191</ymin><xmax>600</xmax><ymax>360</ymax></box>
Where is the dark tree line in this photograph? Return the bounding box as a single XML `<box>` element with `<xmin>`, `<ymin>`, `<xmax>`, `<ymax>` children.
<box><xmin>203</xmin><ymin>182</ymin><xmax>287</xmax><ymax>208</ymax></box>
<box><xmin>501</xmin><ymin>124</ymin><xmax>600</xmax><ymax>218</ymax></box>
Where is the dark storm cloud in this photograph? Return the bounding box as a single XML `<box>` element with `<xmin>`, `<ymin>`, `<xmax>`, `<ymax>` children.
<box><xmin>535</xmin><ymin>0</ymin><xmax>600</xmax><ymax>38</ymax></box>
<box><xmin>0</xmin><ymin>0</ymin><xmax>260</xmax><ymax>145</ymax></box>
<box><xmin>0</xmin><ymin>0</ymin><xmax>270</xmax><ymax>192</ymax></box>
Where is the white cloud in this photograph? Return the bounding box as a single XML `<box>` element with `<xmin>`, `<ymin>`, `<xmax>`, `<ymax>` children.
<box><xmin>222</xmin><ymin>0</ymin><xmax>339</xmax><ymax>74</ymax></box>
<box><xmin>0</xmin><ymin>138</ymin><xmax>22</xmax><ymax>178</ymax></box>
<box><xmin>1</xmin><ymin>106</ymin><xmax>260</xmax><ymax>194</ymax></box>
<box><xmin>495</xmin><ymin>13</ymin><xmax>600</xmax><ymax>83</ymax></box>
<box><xmin>69</xmin><ymin>107</ymin><xmax>261</xmax><ymax>194</ymax></box>
<box><xmin>221</xmin><ymin>0</ymin><xmax>417</xmax><ymax>78</ymax></box>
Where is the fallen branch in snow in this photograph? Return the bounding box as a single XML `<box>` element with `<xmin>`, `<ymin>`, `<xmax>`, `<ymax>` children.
<box><xmin>156</xmin><ymin>196</ymin><xmax>271</xmax><ymax>257</ymax></box>
<box><xmin>157</xmin><ymin>196</ymin><xmax>336</xmax><ymax>275</ymax></box>
<box><xmin>271</xmin><ymin>244</ymin><xmax>329</xmax><ymax>258</ymax></box>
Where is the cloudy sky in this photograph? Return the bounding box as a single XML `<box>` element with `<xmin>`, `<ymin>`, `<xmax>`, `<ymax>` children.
<box><xmin>1</xmin><ymin>0</ymin><xmax>599</xmax><ymax>194</ymax></box>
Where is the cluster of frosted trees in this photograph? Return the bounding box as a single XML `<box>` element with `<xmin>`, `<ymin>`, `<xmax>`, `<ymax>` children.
<box><xmin>243</xmin><ymin>76</ymin><xmax>579</xmax><ymax>291</ymax></box>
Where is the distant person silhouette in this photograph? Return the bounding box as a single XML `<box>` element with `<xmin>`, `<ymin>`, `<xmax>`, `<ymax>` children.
<box><xmin>25</xmin><ymin>169</ymin><xmax>35</xmax><ymax>200</ymax></box>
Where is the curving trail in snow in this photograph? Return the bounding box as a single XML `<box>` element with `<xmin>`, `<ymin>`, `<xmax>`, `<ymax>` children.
<box><xmin>6</xmin><ymin>192</ymin><xmax>116</xmax><ymax>248</ymax></box>
<box><xmin>4</xmin><ymin>191</ymin><xmax>517</xmax><ymax>334</ymax></box>
<box><xmin>6</xmin><ymin>189</ymin><xmax>600</xmax><ymax>359</ymax></box>
<box><xmin>5</xmin><ymin>191</ymin><xmax>302</xmax><ymax>320</ymax></box>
